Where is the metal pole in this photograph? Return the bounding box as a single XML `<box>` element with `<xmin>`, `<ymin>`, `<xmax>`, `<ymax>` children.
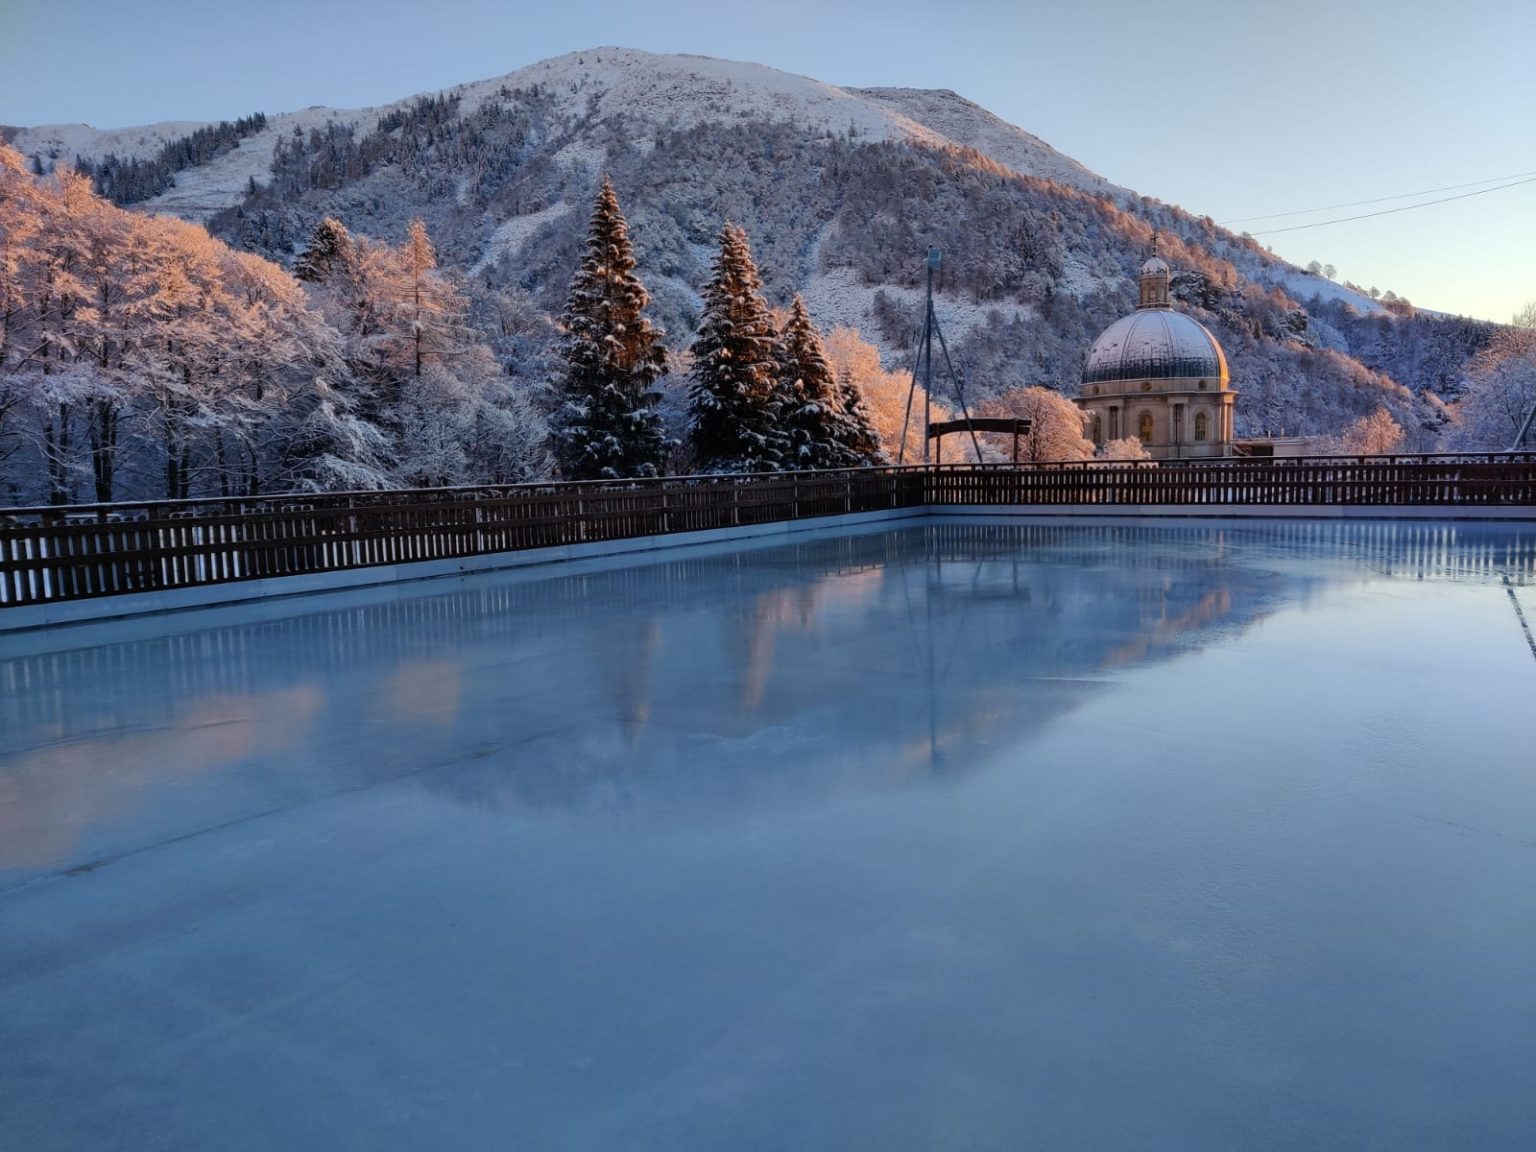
<box><xmin>897</xmin><ymin>326</ymin><xmax>923</xmax><ymax>465</ymax></box>
<box><xmin>933</xmin><ymin>316</ymin><xmax>983</xmax><ymax>466</ymax></box>
<box><xmin>1513</xmin><ymin>403</ymin><xmax>1536</xmax><ymax>452</ymax></box>
<box><xmin>923</xmin><ymin>254</ymin><xmax>934</xmax><ymax>465</ymax></box>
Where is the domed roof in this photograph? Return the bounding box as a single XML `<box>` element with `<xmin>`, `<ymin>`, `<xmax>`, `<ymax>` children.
<box><xmin>1141</xmin><ymin>256</ymin><xmax>1169</xmax><ymax>276</ymax></box>
<box><xmin>1083</xmin><ymin>308</ymin><xmax>1229</xmax><ymax>385</ymax></box>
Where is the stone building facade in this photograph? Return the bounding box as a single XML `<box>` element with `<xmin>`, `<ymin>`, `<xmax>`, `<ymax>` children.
<box><xmin>1077</xmin><ymin>258</ymin><xmax>1236</xmax><ymax>460</ymax></box>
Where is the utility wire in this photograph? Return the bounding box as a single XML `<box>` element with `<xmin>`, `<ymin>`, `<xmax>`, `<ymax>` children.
<box><xmin>1223</xmin><ymin>167</ymin><xmax>1536</xmax><ymax>225</ymax></box>
<box><xmin>1246</xmin><ymin>175</ymin><xmax>1536</xmax><ymax>236</ymax></box>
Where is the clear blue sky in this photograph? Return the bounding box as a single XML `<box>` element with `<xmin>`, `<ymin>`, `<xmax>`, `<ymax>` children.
<box><xmin>2</xmin><ymin>0</ymin><xmax>1531</xmax><ymax>321</ymax></box>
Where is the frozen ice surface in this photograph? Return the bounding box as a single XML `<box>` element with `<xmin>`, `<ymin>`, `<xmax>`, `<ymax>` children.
<box><xmin>2</xmin><ymin>520</ymin><xmax>1535</xmax><ymax>1150</ymax></box>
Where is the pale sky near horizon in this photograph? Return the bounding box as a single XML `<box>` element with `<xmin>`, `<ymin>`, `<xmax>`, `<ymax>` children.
<box><xmin>1</xmin><ymin>0</ymin><xmax>1531</xmax><ymax>322</ymax></box>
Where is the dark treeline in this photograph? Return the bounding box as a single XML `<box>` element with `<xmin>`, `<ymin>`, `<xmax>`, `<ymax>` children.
<box><xmin>72</xmin><ymin>113</ymin><xmax>269</xmax><ymax>205</ymax></box>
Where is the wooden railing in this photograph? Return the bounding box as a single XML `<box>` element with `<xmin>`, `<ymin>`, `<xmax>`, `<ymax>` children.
<box><xmin>930</xmin><ymin>455</ymin><xmax>1536</xmax><ymax>507</ymax></box>
<box><xmin>0</xmin><ymin>468</ymin><xmax>925</xmax><ymax>608</ymax></box>
<box><xmin>3</xmin><ymin>455</ymin><xmax>1535</xmax><ymax>610</ymax></box>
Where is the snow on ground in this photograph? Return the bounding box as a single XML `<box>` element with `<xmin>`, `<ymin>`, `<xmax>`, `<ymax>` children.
<box><xmin>549</xmin><ymin>136</ymin><xmax>608</xmax><ymax>175</ymax></box>
<box><xmin>9</xmin><ymin>48</ymin><xmax>1117</xmax><ymax>223</ymax></box>
<box><xmin>1056</xmin><ymin>253</ymin><xmax>1106</xmax><ymax>300</ymax></box>
<box><xmin>1262</xmin><ymin>266</ymin><xmax>1387</xmax><ymax>315</ymax></box>
<box><xmin>472</xmin><ymin>204</ymin><xmax>572</xmax><ymax>273</ymax></box>
<box><xmin>801</xmin><ymin>265</ymin><xmax>1035</xmax><ymax>367</ymax></box>
<box><xmin>452</xmin><ymin>47</ymin><xmax>949</xmax><ymax>147</ymax></box>
<box><xmin>11</xmin><ymin>46</ymin><xmax>1340</xmax><ymax>313</ymax></box>
<box><xmin>7</xmin><ymin>120</ymin><xmax>209</xmax><ymax>165</ymax></box>
<box><xmin>10</xmin><ymin>106</ymin><xmax>395</xmax><ymax>220</ymax></box>
<box><xmin>145</xmin><ymin>105</ymin><xmax>388</xmax><ymax>219</ymax></box>
<box><xmin>853</xmin><ymin>87</ymin><xmax>1112</xmax><ymax>193</ymax></box>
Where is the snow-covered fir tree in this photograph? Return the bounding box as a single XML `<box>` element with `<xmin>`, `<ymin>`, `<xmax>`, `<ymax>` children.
<box><xmin>833</xmin><ymin>365</ymin><xmax>886</xmax><ymax>464</ymax></box>
<box><xmin>687</xmin><ymin>223</ymin><xmax>788</xmax><ymax>473</ymax></box>
<box><xmin>550</xmin><ymin>177</ymin><xmax>671</xmax><ymax>480</ymax></box>
<box><xmin>293</xmin><ymin>218</ymin><xmax>356</xmax><ymax>284</ymax></box>
<box><xmin>777</xmin><ymin>295</ymin><xmax>877</xmax><ymax>468</ymax></box>
<box><xmin>823</xmin><ymin>326</ymin><xmax>930</xmax><ymax>461</ymax></box>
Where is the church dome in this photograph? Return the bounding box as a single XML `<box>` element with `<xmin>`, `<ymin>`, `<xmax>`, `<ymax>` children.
<box><xmin>1083</xmin><ymin>309</ymin><xmax>1229</xmax><ymax>386</ymax></box>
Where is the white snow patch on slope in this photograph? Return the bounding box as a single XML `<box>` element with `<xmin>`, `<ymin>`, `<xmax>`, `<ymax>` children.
<box><xmin>450</xmin><ymin>47</ymin><xmax>947</xmax><ymax>146</ymax></box>
<box><xmin>473</xmin><ymin>204</ymin><xmax>571</xmax><ymax>273</ymax></box>
<box><xmin>8</xmin><ymin>120</ymin><xmax>208</xmax><ymax>165</ymax></box>
<box><xmin>146</xmin><ymin>105</ymin><xmax>386</xmax><ymax>219</ymax></box>
<box><xmin>1262</xmin><ymin>267</ymin><xmax>1387</xmax><ymax>315</ymax></box>
<box><xmin>11</xmin><ymin>105</ymin><xmax>389</xmax><ymax>221</ymax></box>
<box><xmin>852</xmin><ymin>87</ymin><xmax>1111</xmax><ymax>193</ymax></box>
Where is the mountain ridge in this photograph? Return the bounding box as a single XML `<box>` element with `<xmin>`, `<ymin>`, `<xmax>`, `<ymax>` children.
<box><xmin>11</xmin><ymin>47</ymin><xmax>1494</xmax><ymax>449</ymax></box>
<box><xmin>9</xmin><ymin>48</ymin><xmax>1116</xmax><ymax>219</ymax></box>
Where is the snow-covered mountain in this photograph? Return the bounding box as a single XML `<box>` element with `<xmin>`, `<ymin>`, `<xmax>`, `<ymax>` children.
<box><xmin>9</xmin><ymin>49</ymin><xmax>1114</xmax><ymax>217</ymax></box>
<box><xmin>9</xmin><ymin>47</ymin><xmax>1485</xmax><ymax>440</ymax></box>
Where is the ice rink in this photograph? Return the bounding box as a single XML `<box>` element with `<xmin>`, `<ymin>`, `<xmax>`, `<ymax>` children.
<box><xmin>3</xmin><ymin>520</ymin><xmax>1535</xmax><ymax>1149</ymax></box>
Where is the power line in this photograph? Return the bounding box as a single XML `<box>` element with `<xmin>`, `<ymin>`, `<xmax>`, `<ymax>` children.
<box><xmin>1223</xmin><ymin>168</ymin><xmax>1536</xmax><ymax>225</ymax></box>
<box><xmin>1246</xmin><ymin>175</ymin><xmax>1536</xmax><ymax>236</ymax></box>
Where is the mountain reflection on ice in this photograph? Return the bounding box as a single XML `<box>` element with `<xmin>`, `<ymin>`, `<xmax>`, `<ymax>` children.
<box><xmin>3</xmin><ymin>520</ymin><xmax>1531</xmax><ymax>876</ymax></box>
<box><xmin>2</xmin><ymin>519</ymin><xmax>1535</xmax><ymax>1152</ymax></box>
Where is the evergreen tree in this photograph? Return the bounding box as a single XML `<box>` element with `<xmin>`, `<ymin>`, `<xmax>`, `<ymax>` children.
<box><xmin>778</xmin><ymin>295</ymin><xmax>863</xmax><ymax>469</ymax></box>
<box><xmin>293</xmin><ymin>217</ymin><xmax>356</xmax><ymax>284</ymax></box>
<box><xmin>550</xmin><ymin>177</ymin><xmax>671</xmax><ymax>480</ymax></box>
<box><xmin>833</xmin><ymin>365</ymin><xmax>886</xmax><ymax>463</ymax></box>
<box><xmin>687</xmin><ymin>223</ymin><xmax>788</xmax><ymax>473</ymax></box>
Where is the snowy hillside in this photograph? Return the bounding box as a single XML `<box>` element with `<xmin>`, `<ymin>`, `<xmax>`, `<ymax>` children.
<box><xmin>10</xmin><ymin>46</ymin><xmax>1489</xmax><ymax>450</ymax></box>
<box><xmin>11</xmin><ymin>106</ymin><xmax>382</xmax><ymax>219</ymax></box>
<box><xmin>6</xmin><ymin>119</ymin><xmax>208</xmax><ymax>166</ymax></box>
<box><xmin>10</xmin><ymin>48</ymin><xmax>1117</xmax><ymax>222</ymax></box>
<box><xmin>852</xmin><ymin>87</ymin><xmax>1108</xmax><ymax>192</ymax></box>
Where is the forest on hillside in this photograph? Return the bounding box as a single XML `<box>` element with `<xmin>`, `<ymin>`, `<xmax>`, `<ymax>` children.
<box><xmin>0</xmin><ymin>147</ymin><xmax>902</xmax><ymax>505</ymax></box>
<box><xmin>198</xmin><ymin>89</ymin><xmax>1531</xmax><ymax>448</ymax></box>
<box><xmin>4</xmin><ymin>102</ymin><xmax>1534</xmax><ymax>506</ymax></box>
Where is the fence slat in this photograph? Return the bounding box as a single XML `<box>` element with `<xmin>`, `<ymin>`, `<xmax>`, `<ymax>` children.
<box><xmin>4</xmin><ymin>457</ymin><xmax>1535</xmax><ymax>609</ymax></box>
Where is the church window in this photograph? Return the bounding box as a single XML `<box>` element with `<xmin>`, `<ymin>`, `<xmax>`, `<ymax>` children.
<box><xmin>1195</xmin><ymin>412</ymin><xmax>1209</xmax><ymax>441</ymax></box>
<box><xmin>1138</xmin><ymin>412</ymin><xmax>1154</xmax><ymax>443</ymax></box>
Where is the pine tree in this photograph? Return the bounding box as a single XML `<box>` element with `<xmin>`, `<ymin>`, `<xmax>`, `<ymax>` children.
<box><xmin>833</xmin><ymin>365</ymin><xmax>886</xmax><ymax>464</ymax></box>
<box><xmin>293</xmin><ymin>217</ymin><xmax>356</xmax><ymax>284</ymax></box>
<box><xmin>550</xmin><ymin>177</ymin><xmax>670</xmax><ymax>480</ymax></box>
<box><xmin>687</xmin><ymin>223</ymin><xmax>788</xmax><ymax>473</ymax></box>
<box><xmin>778</xmin><ymin>295</ymin><xmax>860</xmax><ymax>469</ymax></box>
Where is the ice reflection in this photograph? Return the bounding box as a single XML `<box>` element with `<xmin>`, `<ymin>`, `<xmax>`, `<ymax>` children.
<box><xmin>2</xmin><ymin>521</ymin><xmax>1533</xmax><ymax>878</ymax></box>
<box><xmin>385</xmin><ymin>659</ymin><xmax>463</xmax><ymax>729</ymax></box>
<box><xmin>0</xmin><ymin>685</ymin><xmax>323</xmax><ymax>871</ymax></box>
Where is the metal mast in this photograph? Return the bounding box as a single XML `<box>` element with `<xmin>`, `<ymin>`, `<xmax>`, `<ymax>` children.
<box><xmin>898</xmin><ymin>248</ymin><xmax>983</xmax><ymax>466</ymax></box>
